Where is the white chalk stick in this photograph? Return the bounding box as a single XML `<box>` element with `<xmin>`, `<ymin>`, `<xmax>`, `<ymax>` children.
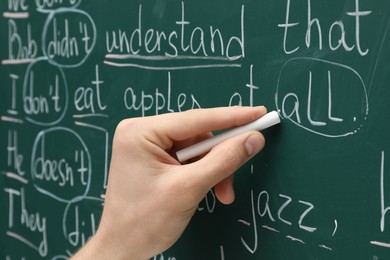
<box><xmin>176</xmin><ymin>110</ymin><xmax>281</xmax><ymax>162</ymax></box>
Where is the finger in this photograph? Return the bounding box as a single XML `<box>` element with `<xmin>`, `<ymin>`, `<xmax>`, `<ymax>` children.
<box><xmin>193</xmin><ymin>131</ymin><xmax>265</xmax><ymax>190</ymax></box>
<box><xmin>173</xmin><ymin>132</ymin><xmax>213</xmax><ymax>152</ymax></box>
<box><xmin>214</xmin><ymin>174</ymin><xmax>235</xmax><ymax>205</ymax></box>
<box><xmin>167</xmin><ymin>132</ymin><xmax>212</xmax><ymax>163</ymax></box>
<box><xmin>149</xmin><ymin>106</ymin><xmax>267</xmax><ymax>149</ymax></box>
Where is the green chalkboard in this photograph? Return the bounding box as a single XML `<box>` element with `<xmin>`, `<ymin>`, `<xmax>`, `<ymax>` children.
<box><xmin>1</xmin><ymin>0</ymin><xmax>390</xmax><ymax>259</ymax></box>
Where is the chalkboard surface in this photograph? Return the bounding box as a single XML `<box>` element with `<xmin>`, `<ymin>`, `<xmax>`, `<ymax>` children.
<box><xmin>1</xmin><ymin>0</ymin><xmax>390</xmax><ymax>259</ymax></box>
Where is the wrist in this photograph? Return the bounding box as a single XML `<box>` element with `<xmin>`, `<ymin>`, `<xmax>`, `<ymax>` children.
<box><xmin>71</xmin><ymin>227</ymin><xmax>148</xmax><ymax>260</ymax></box>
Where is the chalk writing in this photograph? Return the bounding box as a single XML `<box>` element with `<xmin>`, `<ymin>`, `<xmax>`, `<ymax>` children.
<box><xmin>7</xmin><ymin>74</ymin><xmax>19</xmax><ymax>115</ymax></box>
<box><xmin>380</xmin><ymin>151</ymin><xmax>389</xmax><ymax>233</ymax></box>
<box><xmin>0</xmin><ymin>0</ymin><xmax>388</xmax><ymax>259</ymax></box>
<box><xmin>275</xmin><ymin>57</ymin><xmax>369</xmax><ymax>137</ymax></box>
<box><xmin>198</xmin><ymin>189</ymin><xmax>216</xmax><ymax>213</ymax></box>
<box><xmin>74</xmin><ymin>65</ymin><xmax>107</xmax><ymax>115</ymax></box>
<box><xmin>35</xmin><ymin>0</ymin><xmax>81</xmax><ymax>11</ymax></box>
<box><xmin>104</xmin><ymin>2</ymin><xmax>244</xmax><ymax>70</ymax></box>
<box><xmin>7</xmin><ymin>130</ymin><xmax>24</xmax><ymax>176</ymax></box>
<box><xmin>153</xmin><ymin>253</ymin><xmax>176</xmax><ymax>260</ymax></box>
<box><xmin>123</xmin><ymin>72</ymin><xmax>201</xmax><ymax>116</ymax></box>
<box><xmin>278</xmin><ymin>0</ymin><xmax>372</xmax><ymax>56</ymax></box>
<box><xmin>6</xmin><ymin>19</ymin><xmax>37</xmax><ymax>62</ymax></box>
<box><xmin>240</xmin><ymin>189</ymin><xmax>334</xmax><ymax>254</ymax></box>
<box><xmin>4</xmin><ymin>187</ymin><xmax>48</xmax><ymax>256</ymax></box>
<box><xmin>42</xmin><ymin>8</ymin><xmax>96</xmax><ymax>67</ymax></box>
<box><xmin>229</xmin><ymin>65</ymin><xmax>260</xmax><ymax>107</ymax></box>
<box><xmin>371</xmin><ymin>150</ymin><xmax>390</xmax><ymax>249</ymax></box>
<box><xmin>31</xmin><ymin>127</ymin><xmax>91</xmax><ymax>202</ymax></box>
<box><xmin>23</xmin><ymin>58</ymin><xmax>68</xmax><ymax>126</ymax></box>
<box><xmin>62</xmin><ymin>197</ymin><xmax>102</xmax><ymax>251</ymax></box>
<box><xmin>7</xmin><ymin>0</ymin><xmax>29</xmax><ymax>12</ymax></box>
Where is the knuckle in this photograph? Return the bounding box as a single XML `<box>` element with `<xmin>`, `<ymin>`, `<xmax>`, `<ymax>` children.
<box><xmin>114</xmin><ymin>118</ymin><xmax>143</xmax><ymax>145</ymax></box>
<box><xmin>116</xmin><ymin>118</ymin><xmax>140</xmax><ymax>132</ymax></box>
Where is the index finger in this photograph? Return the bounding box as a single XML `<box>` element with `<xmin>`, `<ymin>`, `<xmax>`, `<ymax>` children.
<box><xmin>152</xmin><ymin>106</ymin><xmax>267</xmax><ymax>147</ymax></box>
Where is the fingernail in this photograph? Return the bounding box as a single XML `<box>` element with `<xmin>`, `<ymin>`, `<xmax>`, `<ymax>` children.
<box><xmin>245</xmin><ymin>134</ymin><xmax>262</xmax><ymax>156</ymax></box>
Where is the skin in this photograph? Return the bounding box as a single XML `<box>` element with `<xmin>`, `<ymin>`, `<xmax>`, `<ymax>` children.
<box><xmin>72</xmin><ymin>106</ymin><xmax>266</xmax><ymax>260</ymax></box>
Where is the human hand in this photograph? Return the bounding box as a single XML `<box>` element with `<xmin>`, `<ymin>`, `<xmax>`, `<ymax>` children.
<box><xmin>72</xmin><ymin>106</ymin><xmax>266</xmax><ymax>259</ymax></box>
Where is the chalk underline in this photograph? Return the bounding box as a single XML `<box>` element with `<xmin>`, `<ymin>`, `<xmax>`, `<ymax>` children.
<box><xmin>2</xmin><ymin>58</ymin><xmax>37</xmax><ymax>65</ymax></box>
<box><xmin>73</xmin><ymin>113</ymin><xmax>108</xmax><ymax>119</ymax></box>
<box><xmin>6</xmin><ymin>231</ymin><xmax>39</xmax><ymax>253</ymax></box>
<box><xmin>371</xmin><ymin>241</ymin><xmax>390</xmax><ymax>248</ymax></box>
<box><xmin>104</xmin><ymin>60</ymin><xmax>242</xmax><ymax>70</ymax></box>
<box><xmin>2</xmin><ymin>171</ymin><xmax>29</xmax><ymax>184</ymax></box>
<box><xmin>105</xmin><ymin>53</ymin><xmax>240</xmax><ymax>61</ymax></box>
<box><xmin>104</xmin><ymin>53</ymin><xmax>242</xmax><ymax>70</ymax></box>
<box><xmin>1</xmin><ymin>116</ymin><xmax>24</xmax><ymax>124</ymax></box>
<box><xmin>3</xmin><ymin>12</ymin><xmax>29</xmax><ymax>19</ymax></box>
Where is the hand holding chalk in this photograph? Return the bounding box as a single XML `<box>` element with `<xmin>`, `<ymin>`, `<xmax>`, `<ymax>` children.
<box><xmin>176</xmin><ymin>110</ymin><xmax>281</xmax><ymax>162</ymax></box>
<box><xmin>73</xmin><ymin>106</ymin><xmax>271</xmax><ymax>259</ymax></box>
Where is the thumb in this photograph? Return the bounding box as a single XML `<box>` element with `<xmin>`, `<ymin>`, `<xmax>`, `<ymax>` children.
<box><xmin>194</xmin><ymin>131</ymin><xmax>265</xmax><ymax>189</ymax></box>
